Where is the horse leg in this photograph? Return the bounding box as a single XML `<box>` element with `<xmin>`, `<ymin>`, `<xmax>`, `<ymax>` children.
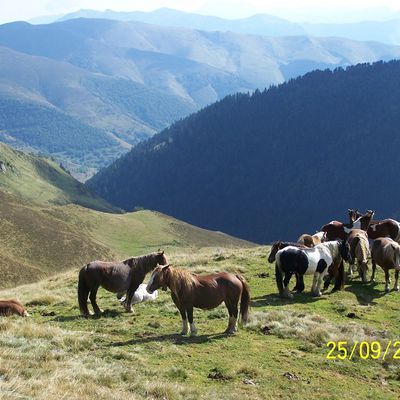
<box><xmin>224</xmin><ymin>300</ymin><xmax>238</xmax><ymax>335</ymax></box>
<box><xmin>294</xmin><ymin>274</ymin><xmax>305</xmax><ymax>293</ymax></box>
<box><xmin>311</xmin><ymin>273</ymin><xmax>322</xmax><ymax>297</ymax></box>
<box><xmin>187</xmin><ymin>307</ymin><xmax>197</xmax><ymax>337</ymax></box>
<box><xmin>89</xmin><ymin>288</ymin><xmax>103</xmax><ymax>315</ymax></box>
<box><xmin>371</xmin><ymin>259</ymin><xmax>376</xmax><ymax>282</ymax></box>
<box><xmin>282</xmin><ymin>272</ymin><xmax>294</xmax><ymax>299</ymax></box>
<box><xmin>384</xmin><ymin>269</ymin><xmax>390</xmax><ymax>293</ymax></box>
<box><xmin>333</xmin><ymin>260</ymin><xmax>345</xmax><ymax>291</ymax></box>
<box><xmin>171</xmin><ymin>293</ymin><xmax>188</xmax><ymax>335</ymax></box>
<box><xmin>123</xmin><ymin>279</ymin><xmax>142</xmax><ymax>313</ymax></box>
<box><xmin>394</xmin><ymin>270</ymin><xmax>399</xmax><ymax>291</ymax></box>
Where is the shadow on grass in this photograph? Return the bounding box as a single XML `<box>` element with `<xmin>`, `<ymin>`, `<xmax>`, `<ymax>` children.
<box><xmin>251</xmin><ymin>292</ymin><xmax>327</xmax><ymax>308</ymax></box>
<box><xmin>344</xmin><ymin>280</ymin><xmax>387</xmax><ymax>305</ymax></box>
<box><xmin>111</xmin><ymin>332</ymin><xmax>228</xmax><ymax>347</ymax></box>
<box><xmin>51</xmin><ymin>309</ymin><xmax>123</xmax><ymax>322</ymax></box>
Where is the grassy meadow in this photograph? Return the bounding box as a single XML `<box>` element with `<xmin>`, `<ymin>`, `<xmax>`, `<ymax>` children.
<box><xmin>1</xmin><ymin>246</ymin><xmax>400</xmax><ymax>399</ymax></box>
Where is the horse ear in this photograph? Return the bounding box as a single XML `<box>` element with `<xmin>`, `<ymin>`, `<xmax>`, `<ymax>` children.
<box><xmin>162</xmin><ymin>264</ymin><xmax>170</xmax><ymax>270</ymax></box>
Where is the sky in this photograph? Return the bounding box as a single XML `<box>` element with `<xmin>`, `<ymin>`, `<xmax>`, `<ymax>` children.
<box><xmin>1</xmin><ymin>0</ymin><xmax>400</xmax><ymax>24</ymax></box>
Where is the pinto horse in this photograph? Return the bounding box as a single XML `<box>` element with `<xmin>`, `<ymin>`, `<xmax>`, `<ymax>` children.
<box><xmin>371</xmin><ymin>238</ymin><xmax>400</xmax><ymax>292</ymax></box>
<box><xmin>348</xmin><ymin>209</ymin><xmax>400</xmax><ymax>242</ymax></box>
<box><xmin>297</xmin><ymin>232</ymin><xmax>325</xmax><ymax>247</ymax></box>
<box><xmin>0</xmin><ymin>300</ymin><xmax>29</xmax><ymax>317</ymax></box>
<box><xmin>146</xmin><ymin>264</ymin><xmax>250</xmax><ymax>335</ymax></box>
<box><xmin>78</xmin><ymin>251</ymin><xmax>167</xmax><ymax>316</ymax></box>
<box><xmin>275</xmin><ymin>240</ymin><xmax>351</xmax><ymax>299</ymax></box>
<box><xmin>322</xmin><ymin>210</ymin><xmax>375</xmax><ymax>240</ymax></box>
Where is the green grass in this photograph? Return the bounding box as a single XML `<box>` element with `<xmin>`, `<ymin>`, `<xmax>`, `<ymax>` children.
<box><xmin>0</xmin><ymin>247</ymin><xmax>399</xmax><ymax>399</ymax></box>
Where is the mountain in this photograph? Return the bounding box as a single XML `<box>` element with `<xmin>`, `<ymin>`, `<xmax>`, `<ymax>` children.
<box><xmin>54</xmin><ymin>8</ymin><xmax>400</xmax><ymax>45</ymax></box>
<box><xmin>0</xmin><ymin>141</ymin><xmax>252</xmax><ymax>287</ymax></box>
<box><xmin>1</xmin><ymin>19</ymin><xmax>400</xmax><ymax>179</ymax></box>
<box><xmin>87</xmin><ymin>60</ymin><xmax>400</xmax><ymax>243</ymax></box>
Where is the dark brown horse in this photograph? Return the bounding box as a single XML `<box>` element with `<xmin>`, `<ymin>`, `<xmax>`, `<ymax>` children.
<box><xmin>322</xmin><ymin>210</ymin><xmax>375</xmax><ymax>240</ymax></box>
<box><xmin>348</xmin><ymin>209</ymin><xmax>400</xmax><ymax>242</ymax></box>
<box><xmin>146</xmin><ymin>265</ymin><xmax>250</xmax><ymax>335</ymax></box>
<box><xmin>0</xmin><ymin>300</ymin><xmax>29</xmax><ymax>317</ymax></box>
<box><xmin>371</xmin><ymin>238</ymin><xmax>400</xmax><ymax>292</ymax></box>
<box><xmin>78</xmin><ymin>251</ymin><xmax>167</xmax><ymax>316</ymax></box>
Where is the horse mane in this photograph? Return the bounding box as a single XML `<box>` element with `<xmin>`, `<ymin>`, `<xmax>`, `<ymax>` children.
<box><xmin>167</xmin><ymin>266</ymin><xmax>196</xmax><ymax>299</ymax></box>
<box><xmin>271</xmin><ymin>241</ymin><xmax>302</xmax><ymax>248</ymax></box>
<box><xmin>122</xmin><ymin>252</ymin><xmax>163</xmax><ymax>274</ymax></box>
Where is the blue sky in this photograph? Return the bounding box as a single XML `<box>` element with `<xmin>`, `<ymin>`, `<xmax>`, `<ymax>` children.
<box><xmin>1</xmin><ymin>0</ymin><xmax>400</xmax><ymax>24</ymax></box>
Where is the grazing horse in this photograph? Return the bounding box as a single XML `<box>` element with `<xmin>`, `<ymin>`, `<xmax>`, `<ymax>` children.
<box><xmin>275</xmin><ymin>240</ymin><xmax>351</xmax><ymax>299</ymax></box>
<box><xmin>78</xmin><ymin>251</ymin><xmax>167</xmax><ymax>316</ymax></box>
<box><xmin>297</xmin><ymin>232</ymin><xmax>325</xmax><ymax>247</ymax></box>
<box><xmin>348</xmin><ymin>209</ymin><xmax>400</xmax><ymax>242</ymax></box>
<box><xmin>371</xmin><ymin>238</ymin><xmax>400</xmax><ymax>292</ymax></box>
<box><xmin>0</xmin><ymin>300</ymin><xmax>29</xmax><ymax>317</ymax></box>
<box><xmin>346</xmin><ymin>229</ymin><xmax>370</xmax><ymax>282</ymax></box>
<box><xmin>146</xmin><ymin>265</ymin><xmax>250</xmax><ymax>335</ymax></box>
<box><xmin>322</xmin><ymin>210</ymin><xmax>375</xmax><ymax>240</ymax></box>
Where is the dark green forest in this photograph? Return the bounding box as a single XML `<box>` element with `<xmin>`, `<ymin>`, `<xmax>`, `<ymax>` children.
<box><xmin>87</xmin><ymin>60</ymin><xmax>400</xmax><ymax>242</ymax></box>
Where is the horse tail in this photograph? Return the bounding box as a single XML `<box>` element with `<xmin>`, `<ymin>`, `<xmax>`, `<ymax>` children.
<box><xmin>78</xmin><ymin>265</ymin><xmax>90</xmax><ymax>316</ymax></box>
<box><xmin>236</xmin><ymin>274</ymin><xmax>250</xmax><ymax>324</ymax></box>
<box><xmin>275</xmin><ymin>259</ymin><xmax>284</xmax><ymax>296</ymax></box>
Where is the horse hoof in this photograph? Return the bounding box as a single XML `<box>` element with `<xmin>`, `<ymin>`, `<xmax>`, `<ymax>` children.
<box><xmin>385</xmin><ymin>287</ymin><xmax>390</xmax><ymax>293</ymax></box>
<box><xmin>394</xmin><ymin>287</ymin><xmax>399</xmax><ymax>292</ymax></box>
<box><xmin>312</xmin><ymin>292</ymin><xmax>321</xmax><ymax>297</ymax></box>
<box><xmin>190</xmin><ymin>332</ymin><xmax>197</xmax><ymax>337</ymax></box>
<box><xmin>224</xmin><ymin>329</ymin><xmax>236</xmax><ymax>335</ymax></box>
<box><xmin>180</xmin><ymin>330</ymin><xmax>188</xmax><ymax>335</ymax></box>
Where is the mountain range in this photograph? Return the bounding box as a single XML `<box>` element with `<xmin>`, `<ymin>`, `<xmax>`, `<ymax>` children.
<box><xmin>1</xmin><ymin>17</ymin><xmax>400</xmax><ymax>178</ymax></box>
<box><xmin>31</xmin><ymin>8</ymin><xmax>400</xmax><ymax>45</ymax></box>
<box><xmin>87</xmin><ymin>60</ymin><xmax>400</xmax><ymax>243</ymax></box>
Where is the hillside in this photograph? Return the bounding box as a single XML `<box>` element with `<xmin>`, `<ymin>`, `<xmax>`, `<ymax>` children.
<box><xmin>1</xmin><ymin>246</ymin><xmax>399</xmax><ymax>399</ymax></box>
<box><xmin>88</xmin><ymin>60</ymin><xmax>400</xmax><ymax>243</ymax></box>
<box><xmin>1</xmin><ymin>19</ymin><xmax>400</xmax><ymax>177</ymax></box>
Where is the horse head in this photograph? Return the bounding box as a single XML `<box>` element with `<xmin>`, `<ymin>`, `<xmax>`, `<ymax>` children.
<box><xmin>348</xmin><ymin>209</ymin><xmax>362</xmax><ymax>223</ymax></box>
<box><xmin>147</xmin><ymin>264</ymin><xmax>170</xmax><ymax>293</ymax></box>
<box><xmin>268</xmin><ymin>241</ymin><xmax>282</xmax><ymax>263</ymax></box>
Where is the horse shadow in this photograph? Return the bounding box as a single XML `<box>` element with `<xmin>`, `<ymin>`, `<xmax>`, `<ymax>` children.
<box><xmin>251</xmin><ymin>292</ymin><xmax>328</xmax><ymax>308</ymax></box>
<box><xmin>344</xmin><ymin>280</ymin><xmax>388</xmax><ymax>305</ymax></box>
<box><xmin>50</xmin><ymin>309</ymin><xmax>123</xmax><ymax>322</ymax></box>
<box><xmin>111</xmin><ymin>332</ymin><xmax>228</xmax><ymax>347</ymax></box>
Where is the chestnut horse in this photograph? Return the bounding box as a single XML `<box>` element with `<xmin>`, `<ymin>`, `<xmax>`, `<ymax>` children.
<box><xmin>348</xmin><ymin>209</ymin><xmax>400</xmax><ymax>242</ymax></box>
<box><xmin>371</xmin><ymin>238</ymin><xmax>400</xmax><ymax>292</ymax></box>
<box><xmin>146</xmin><ymin>264</ymin><xmax>250</xmax><ymax>335</ymax></box>
<box><xmin>0</xmin><ymin>300</ymin><xmax>29</xmax><ymax>317</ymax></box>
<box><xmin>78</xmin><ymin>251</ymin><xmax>167</xmax><ymax>316</ymax></box>
<box><xmin>322</xmin><ymin>210</ymin><xmax>374</xmax><ymax>240</ymax></box>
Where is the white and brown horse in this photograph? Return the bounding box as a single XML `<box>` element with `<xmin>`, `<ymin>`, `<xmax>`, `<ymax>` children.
<box><xmin>297</xmin><ymin>232</ymin><xmax>325</xmax><ymax>247</ymax></box>
<box><xmin>371</xmin><ymin>237</ymin><xmax>400</xmax><ymax>292</ymax></box>
<box><xmin>146</xmin><ymin>265</ymin><xmax>250</xmax><ymax>335</ymax></box>
<box><xmin>0</xmin><ymin>300</ymin><xmax>29</xmax><ymax>317</ymax></box>
<box><xmin>321</xmin><ymin>210</ymin><xmax>374</xmax><ymax>240</ymax></box>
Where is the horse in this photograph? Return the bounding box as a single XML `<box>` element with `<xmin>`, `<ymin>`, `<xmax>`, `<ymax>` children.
<box><xmin>346</xmin><ymin>229</ymin><xmax>370</xmax><ymax>282</ymax></box>
<box><xmin>371</xmin><ymin>238</ymin><xmax>400</xmax><ymax>292</ymax></box>
<box><xmin>118</xmin><ymin>283</ymin><xmax>158</xmax><ymax>305</ymax></box>
<box><xmin>146</xmin><ymin>264</ymin><xmax>250</xmax><ymax>336</ymax></box>
<box><xmin>297</xmin><ymin>232</ymin><xmax>325</xmax><ymax>247</ymax></box>
<box><xmin>274</xmin><ymin>240</ymin><xmax>351</xmax><ymax>299</ymax></box>
<box><xmin>348</xmin><ymin>209</ymin><xmax>400</xmax><ymax>242</ymax></box>
<box><xmin>321</xmin><ymin>210</ymin><xmax>375</xmax><ymax>240</ymax></box>
<box><xmin>0</xmin><ymin>300</ymin><xmax>29</xmax><ymax>317</ymax></box>
<box><xmin>78</xmin><ymin>251</ymin><xmax>167</xmax><ymax>316</ymax></box>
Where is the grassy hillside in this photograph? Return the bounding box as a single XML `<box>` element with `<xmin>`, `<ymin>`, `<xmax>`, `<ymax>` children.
<box><xmin>0</xmin><ymin>247</ymin><xmax>399</xmax><ymax>399</ymax></box>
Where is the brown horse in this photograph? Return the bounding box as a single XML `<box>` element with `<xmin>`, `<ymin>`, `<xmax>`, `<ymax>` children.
<box><xmin>371</xmin><ymin>238</ymin><xmax>400</xmax><ymax>292</ymax></box>
<box><xmin>348</xmin><ymin>209</ymin><xmax>400</xmax><ymax>242</ymax></box>
<box><xmin>346</xmin><ymin>229</ymin><xmax>370</xmax><ymax>282</ymax></box>
<box><xmin>78</xmin><ymin>251</ymin><xmax>167</xmax><ymax>316</ymax></box>
<box><xmin>146</xmin><ymin>265</ymin><xmax>250</xmax><ymax>335</ymax></box>
<box><xmin>322</xmin><ymin>210</ymin><xmax>374</xmax><ymax>240</ymax></box>
<box><xmin>0</xmin><ymin>300</ymin><xmax>29</xmax><ymax>317</ymax></box>
<box><xmin>297</xmin><ymin>232</ymin><xmax>325</xmax><ymax>247</ymax></box>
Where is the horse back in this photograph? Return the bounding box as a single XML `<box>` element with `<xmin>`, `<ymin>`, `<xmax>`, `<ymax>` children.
<box><xmin>0</xmin><ymin>300</ymin><xmax>26</xmax><ymax>316</ymax></box>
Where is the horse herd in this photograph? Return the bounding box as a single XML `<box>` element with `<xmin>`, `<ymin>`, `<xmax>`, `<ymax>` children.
<box><xmin>1</xmin><ymin>209</ymin><xmax>399</xmax><ymax>336</ymax></box>
<box><xmin>270</xmin><ymin>209</ymin><xmax>400</xmax><ymax>299</ymax></box>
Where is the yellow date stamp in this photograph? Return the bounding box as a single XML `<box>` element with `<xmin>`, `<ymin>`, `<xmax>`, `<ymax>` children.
<box><xmin>326</xmin><ymin>340</ymin><xmax>400</xmax><ymax>360</ymax></box>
